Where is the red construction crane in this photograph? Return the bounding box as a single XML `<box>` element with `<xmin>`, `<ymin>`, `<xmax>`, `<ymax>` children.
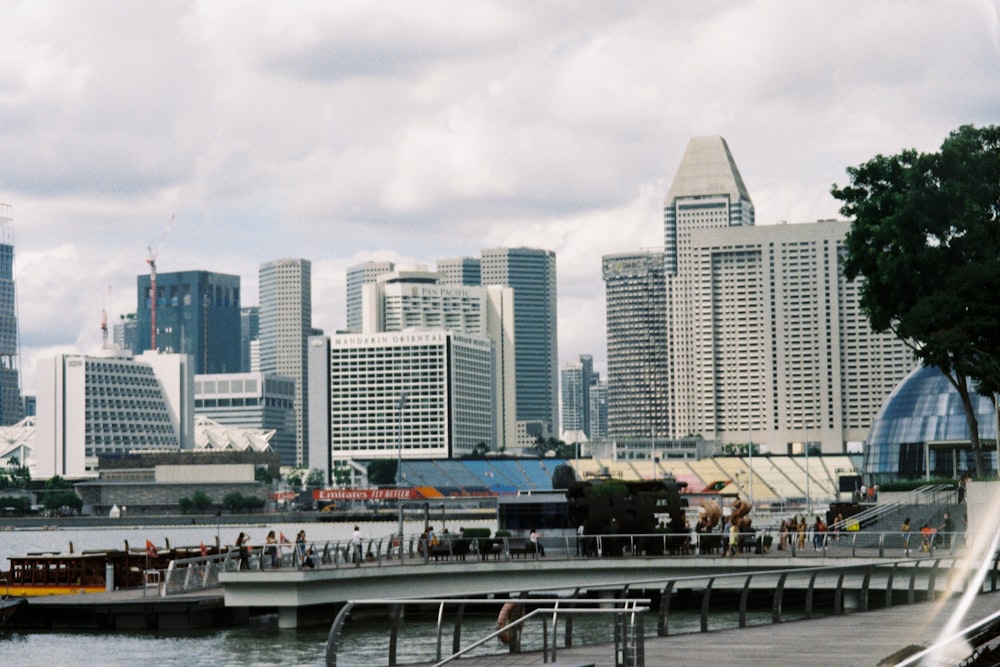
<box><xmin>100</xmin><ymin>285</ymin><xmax>111</xmax><ymax>349</ymax></box>
<box><xmin>146</xmin><ymin>215</ymin><xmax>175</xmax><ymax>351</ymax></box>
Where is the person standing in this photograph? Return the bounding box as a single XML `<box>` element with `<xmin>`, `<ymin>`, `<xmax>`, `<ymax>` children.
<box><xmin>351</xmin><ymin>525</ymin><xmax>363</xmax><ymax>564</ymax></box>
<box><xmin>529</xmin><ymin>528</ymin><xmax>545</xmax><ymax>556</ymax></box>
<box><xmin>901</xmin><ymin>517</ymin><xmax>912</xmax><ymax>554</ymax></box>
<box><xmin>235</xmin><ymin>531</ymin><xmax>251</xmax><ymax>570</ymax></box>
<box><xmin>295</xmin><ymin>530</ymin><xmax>308</xmax><ymax>567</ymax></box>
<box><xmin>265</xmin><ymin>530</ymin><xmax>279</xmax><ymax>567</ymax></box>
<box><xmin>938</xmin><ymin>512</ymin><xmax>954</xmax><ymax>549</ymax></box>
<box><xmin>576</xmin><ymin>524</ymin><xmax>585</xmax><ymax>557</ymax></box>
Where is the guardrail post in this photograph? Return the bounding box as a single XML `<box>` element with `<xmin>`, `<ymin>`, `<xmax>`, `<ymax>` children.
<box><xmin>805</xmin><ymin>571</ymin><xmax>819</xmax><ymax>619</ymax></box>
<box><xmin>452</xmin><ymin>602</ymin><xmax>466</xmax><ymax>658</ymax></box>
<box><xmin>657</xmin><ymin>581</ymin><xmax>675</xmax><ymax>636</ymax></box>
<box><xmin>700</xmin><ymin>577</ymin><xmax>715</xmax><ymax>632</ymax></box>
<box><xmin>738</xmin><ymin>574</ymin><xmax>753</xmax><ymax>627</ymax></box>
<box><xmin>861</xmin><ymin>567</ymin><xmax>872</xmax><ymax>611</ymax></box>
<box><xmin>885</xmin><ymin>564</ymin><xmax>897</xmax><ymax>608</ymax></box>
<box><xmin>325</xmin><ymin>601</ymin><xmax>356</xmax><ymax>667</ymax></box>
<box><xmin>834</xmin><ymin>571</ymin><xmax>846</xmax><ymax>615</ymax></box>
<box><xmin>388</xmin><ymin>603</ymin><xmax>403</xmax><ymax>666</ymax></box>
<box><xmin>772</xmin><ymin>572</ymin><xmax>788</xmax><ymax>623</ymax></box>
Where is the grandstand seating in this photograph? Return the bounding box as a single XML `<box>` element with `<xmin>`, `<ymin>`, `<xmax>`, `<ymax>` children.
<box><xmin>399</xmin><ymin>455</ymin><xmax>858</xmax><ymax>507</ymax></box>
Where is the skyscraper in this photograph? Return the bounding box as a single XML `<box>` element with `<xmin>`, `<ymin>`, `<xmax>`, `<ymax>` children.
<box><xmin>240</xmin><ymin>306</ymin><xmax>259</xmax><ymax>372</ymax></box>
<box><xmin>601</xmin><ymin>251</ymin><xmax>669</xmax><ymax>442</ymax></box>
<box><xmin>655</xmin><ymin>136</ymin><xmax>912</xmax><ymax>452</ymax></box>
<box><xmin>345</xmin><ymin>261</ymin><xmax>394</xmax><ymax>332</ymax></box>
<box><xmin>135</xmin><ymin>270</ymin><xmax>241</xmax><ymax>374</ymax></box>
<box><xmin>481</xmin><ymin>247</ymin><xmax>558</xmax><ymax>444</ymax></box>
<box><xmin>359</xmin><ymin>267</ymin><xmax>516</xmax><ymax>451</ymax></box>
<box><xmin>259</xmin><ymin>258</ymin><xmax>312</xmax><ymax>466</ymax></box>
<box><xmin>436</xmin><ymin>257</ymin><xmax>482</xmax><ymax>286</ymax></box>
<box><xmin>560</xmin><ymin>354</ymin><xmax>594</xmax><ymax>439</ymax></box>
<box><xmin>0</xmin><ymin>205</ymin><xmax>22</xmax><ymax>426</ymax></box>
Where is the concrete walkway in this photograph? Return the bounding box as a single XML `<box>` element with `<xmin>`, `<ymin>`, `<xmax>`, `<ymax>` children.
<box><xmin>408</xmin><ymin>590</ymin><xmax>1000</xmax><ymax>666</ymax></box>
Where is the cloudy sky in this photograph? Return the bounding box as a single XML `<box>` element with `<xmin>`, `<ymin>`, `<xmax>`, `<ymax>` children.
<box><xmin>2</xmin><ymin>1</ymin><xmax>998</xmax><ymax>395</ymax></box>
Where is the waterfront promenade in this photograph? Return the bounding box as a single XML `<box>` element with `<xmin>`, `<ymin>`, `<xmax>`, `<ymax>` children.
<box><xmin>402</xmin><ymin>589</ymin><xmax>1000</xmax><ymax>666</ymax></box>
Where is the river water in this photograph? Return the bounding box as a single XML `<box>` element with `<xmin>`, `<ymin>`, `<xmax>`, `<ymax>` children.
<box><xmin>0</xmin><ymin>520</ymin><xmax>767</xmax><ymax>666</ymax></box>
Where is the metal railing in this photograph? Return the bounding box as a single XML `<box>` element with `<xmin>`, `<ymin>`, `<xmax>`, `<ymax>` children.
<box><xmin>325</xmin><ymin>597</ymin><xmax>650</xmax><ymax>667</ymax></box>
<box><xmin>322</xmin><ymin>551</ymin><xmax>1000</xmax><ymax>666</ymax></box>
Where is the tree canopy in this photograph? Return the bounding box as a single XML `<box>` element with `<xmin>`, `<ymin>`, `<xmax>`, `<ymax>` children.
<box><xmin>832</xmin><ymin>124</ymin><xmax>1000</xmax><ymax>477</ymax></box>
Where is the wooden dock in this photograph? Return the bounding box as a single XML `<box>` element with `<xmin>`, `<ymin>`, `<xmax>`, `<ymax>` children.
<box><xmin>10</xmin><ymin>586</ymin><xmax>244</xmax><ymax>630</ymax></box>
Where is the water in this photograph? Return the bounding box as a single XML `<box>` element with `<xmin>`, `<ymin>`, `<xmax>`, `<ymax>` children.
<box><xmin>0</xmin><ymin>521</ymin><xmax>778</xmax><ymax>665</ymax></box>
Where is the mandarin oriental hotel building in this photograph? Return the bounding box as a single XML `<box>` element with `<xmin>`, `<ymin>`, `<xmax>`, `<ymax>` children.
<box><xmin>310</xmin><ymin>330</ymin><xmax>493</xmax><ymax>463</ymax></box>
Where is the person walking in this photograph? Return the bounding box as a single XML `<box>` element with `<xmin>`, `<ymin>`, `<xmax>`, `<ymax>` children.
<box><xmin>901</xmin><ymin>517</ymin><xmax>911</xmax><ymax>554</ymax></box>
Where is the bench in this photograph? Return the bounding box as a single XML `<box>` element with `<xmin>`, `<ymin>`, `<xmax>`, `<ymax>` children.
<box><xmin>428</xmin><ymin>538</ymin><xmax>474</xmax><ymax>561</ymax></box>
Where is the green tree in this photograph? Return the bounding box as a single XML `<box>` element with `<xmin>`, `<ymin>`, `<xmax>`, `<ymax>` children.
<box><xmin>832</xmin><ymin>124</ymin><xmax>1000</xmax><ymax>477</ymax></box>
<box><xmin>41</xmin><ymin>489</ymin><xmax>82</xmax><ymax>513</ymax></box>
<box><xmin>255</xmin><ymin>467</ymin><xmax>273</xmax><ymax>485</ymax></box>
<box><xmin>367</xmin><ymin>459</ymin><xmax>398</xmax><ymax>486</ymax></box>
<box><xmin>305</xmin><ymin>468</ymin><xmax>326</xmax><ymax>489</ymax></box>
<box><xmin>332</xmin><ymin>460</ymin><xmax>353</xmax><ymax>487</ymax></box>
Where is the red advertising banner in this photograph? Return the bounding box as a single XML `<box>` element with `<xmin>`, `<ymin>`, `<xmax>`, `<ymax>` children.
<box><xmin>313</xmin><ymin>488</ymin><xmax>418</xmax><ymax>501</ymax></box>
<box><xmin>271</xmin><ymin>492</ymin><xmax>299</xmax><ymax>501</ymax></box>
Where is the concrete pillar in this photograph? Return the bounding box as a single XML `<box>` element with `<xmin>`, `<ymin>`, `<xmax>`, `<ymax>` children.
<box><xmin>278</xmin><ymin>606</ymin><xmax>298</xmax><ymax>629</ymax></box>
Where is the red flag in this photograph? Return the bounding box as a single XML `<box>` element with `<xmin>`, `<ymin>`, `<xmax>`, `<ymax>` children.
<box><xmin>200</xmin><ymin>541</ymin><xmax>208</xmax><ymax>557</ymax></box>
<box><xmin>146</xmin><ymin>539</ymin><xmax>157</xmax><ymax>559</ymax></box>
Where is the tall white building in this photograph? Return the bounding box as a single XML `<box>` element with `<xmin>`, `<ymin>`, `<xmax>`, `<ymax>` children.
<box><xmin>311</xmin><ymin>331</ymin><xmax>493</xmax><ymax>461</ymax></box>
<box><xmin>361</xmin><ymin>268</ymin><xmax>516</xmax><ymax>452</ymax></box>
<box><xmin>601</xmin><ymin>251</ymin><xmax>669</xmax><ymax>442</ymax></box>
<box><xmin>657</xmin><ymin>136</ymin><xmax>913</xmax><ymax>453</ymax></box>
<box><xmin>194</xmin><ymin>372</ymin><xmax>296</xmax><ymax>465</ymax></box>
<box><xmin>345</xmin><ymin>260</ymin><xmax>395</xmax><ymax>332</ymax></box>
<box><xmin>34</xmin><ymin>350</ymin><xmax>194</xmax><ymax>478</ymax></box>
<box><xmin>259</xmin><ymin>258</ymin><xmax>312</xmax><ymax>466</ymax></box>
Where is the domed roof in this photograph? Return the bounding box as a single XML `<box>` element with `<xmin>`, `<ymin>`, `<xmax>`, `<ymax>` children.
<box><xmin>865</xmin><ymin>364</ymin><xmax>996</xmax><ymax>474</ymax></box>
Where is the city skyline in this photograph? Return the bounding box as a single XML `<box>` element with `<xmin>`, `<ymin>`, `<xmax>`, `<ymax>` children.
<box><xmin>2</xmin><ymin>3</ymin><xmax>997</xmax><ymax>395</ymax></box>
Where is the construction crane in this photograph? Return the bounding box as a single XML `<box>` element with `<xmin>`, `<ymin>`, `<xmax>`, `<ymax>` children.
<box><xmin>100</xmin><ymin>285</ymin><xmax>112</xmax><ymax>349</ymax></box>
<box><xmin>146</xmin><ymin>215</ymin><xmax>175</xmax><ymax>351</ymax></box>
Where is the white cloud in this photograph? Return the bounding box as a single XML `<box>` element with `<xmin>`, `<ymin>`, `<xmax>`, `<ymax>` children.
<box><xmin>0</xmin><ymin>0</ymin><xmax>997</xmax><ymax>392</ymax></box>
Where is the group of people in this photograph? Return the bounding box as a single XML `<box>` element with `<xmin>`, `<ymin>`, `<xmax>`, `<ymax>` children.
<box><xmin>902</xmin><ymin>512</ymin><xmax>955</xmax><ymax>553</ymax></box>
<box><xmin>776</xmin><ymin>514</ymin><xmax>840</xmax><ymax>552</ymax></box>
<box><xmin>234</xmin><ymin>529</ymin><xmax>316</xmax><ymax>570</ymax></box>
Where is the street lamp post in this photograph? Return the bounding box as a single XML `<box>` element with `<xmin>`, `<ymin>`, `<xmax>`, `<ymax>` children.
<box><xmin>805</xmin><ymin>420</ymin><xmax>811</xmax><ymax>515</ymax></box>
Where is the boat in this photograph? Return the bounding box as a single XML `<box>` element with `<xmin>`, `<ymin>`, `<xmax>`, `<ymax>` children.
<box><xmin>0</xmin><ymin>594</ymin><xmax>26</xmax><ymax>625</ymax></box>
<box><xmin>2</xmin><ymin>541</ymin><xmax>227</xmax><ymax>597</ymax></box>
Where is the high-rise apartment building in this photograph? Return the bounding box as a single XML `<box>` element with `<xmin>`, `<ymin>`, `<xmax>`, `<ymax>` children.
<box><xmin>194</xmin><ymin>371</ymin><xmax>296</xmax><ymax>465</ymax></box>
<box><xmin>0</xmin><ymin>205</ymin><xmax>22</xmax><ymax>426</ymax></box>
<box><xmin>259</xmin><ymin>258</ymin><xmax>312</xmax><ymax>466</ymax></box>
<box><xmin>135</xmin><ymin>270</ymin><xmax>241</xmax><ymax>374</ymax></box>
<box><xmin>653</xmin><ymin>136</ymin><xmax>913</xmax><ymax>453</ymax></box>
<box><xmin>310</xmin><ymin>331</ymin><xmax>493</xmax><ymax>462</ymax></box>
<box><xmin>35</xmin><ymin>350</ymin><xmax>194</xmax><ymax>478</ymax></box>
<box><xmin>601</xmin><ymin>251</ymin><xmax>669</xmax><ymax>442</ymax></box>
<box><xmin>589</xmin><ymin>377</ymin><xmax>608</xmax><ymax>439</ymax></box>
<box><xmin>560</xmin><ymin>354</ymin><xmax>595</xmax><ymax>439</ymax></box>
<box><xmin>436</xmin><ymin>257</ymin><xmax>482</xmax><ymax>286</ymax></box>
<box><xmin>240</xmin><ymin>307</ymin><xmax>259</xmax><ymax>372</ymax></box>
<box><xmin>480</xmin><ymin>247</ymin><xmax>559</xmax><ymax>444</ymax></box>
<box><xmin>345</xmin><ymin>261</ymin><xmax>394</xmax><ymax>332</ymax></box>
<box><xmin>113</xmin><ymin>314</ymin><xmax>137</xmax><ymax>353</ymax></box>
<box><xmin>359</xmin><ymin>268</ymin><xmax>516</xmax><ymax>452</ymax></box>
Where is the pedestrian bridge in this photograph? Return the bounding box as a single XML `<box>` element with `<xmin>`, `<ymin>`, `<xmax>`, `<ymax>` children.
<box><xmin>217</xmin><ymin>532</ymin><xmax>992</xmax><ymax>628</ymax></box>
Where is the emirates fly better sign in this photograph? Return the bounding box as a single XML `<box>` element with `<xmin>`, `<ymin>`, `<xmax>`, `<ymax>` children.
<box><xmin>313</xmin><ymin>488</ymin><xmax>419</xmax><ymax>500</ymax></box>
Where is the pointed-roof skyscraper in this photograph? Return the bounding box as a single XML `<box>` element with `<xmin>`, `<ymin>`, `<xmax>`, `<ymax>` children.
<box><xmin>663</xmin><ymin>136</ymin><xmax>754</xmax><ymax>275</ymax></box>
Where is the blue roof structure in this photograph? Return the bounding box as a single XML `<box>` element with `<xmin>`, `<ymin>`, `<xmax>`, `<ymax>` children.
<box><xmin>864</xmin><ymin>364</ymin><xmax>996</xmax><ymax>478</ymax></box>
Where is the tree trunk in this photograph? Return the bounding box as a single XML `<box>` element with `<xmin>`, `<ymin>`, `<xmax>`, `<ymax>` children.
<box><xmin>953</xmin><ymin>373</ymin><xmax>987</xmax><ymax>478</ymax></box>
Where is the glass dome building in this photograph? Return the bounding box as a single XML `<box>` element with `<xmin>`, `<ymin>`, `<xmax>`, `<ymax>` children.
<box><xmin>864</xmin><ymin>364</ymin><xmax>996</xmax><ymax>480</ymax></box>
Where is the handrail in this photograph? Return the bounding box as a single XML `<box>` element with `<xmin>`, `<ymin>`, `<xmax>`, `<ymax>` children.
<box><xmin>325</xmin><ymin>597</ymin><xmax>651</xmax><ymax>667</ymax></box>
<box><xmin>828</xmin><ymin>484</ymin><xmax>951</xmax><ymax>533</ymax></box>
